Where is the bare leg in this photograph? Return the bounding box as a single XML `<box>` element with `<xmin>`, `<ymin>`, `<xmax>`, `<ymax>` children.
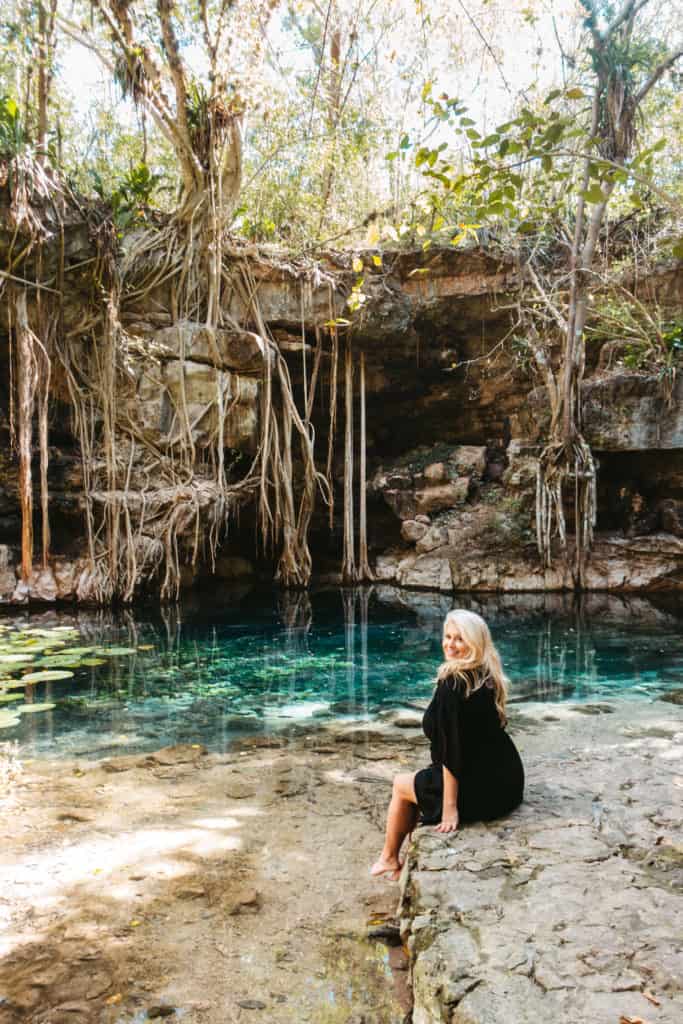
<box><xmin>371</xmin><ymin>773</ymin><xmax>418</xmax><ymax>879</ymax></box>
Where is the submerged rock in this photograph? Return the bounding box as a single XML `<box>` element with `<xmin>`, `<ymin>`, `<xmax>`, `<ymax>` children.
<box><xmin>660</xmin><ymin>688</ymin><xmax>683</xmax><ymax>706</ymax></box>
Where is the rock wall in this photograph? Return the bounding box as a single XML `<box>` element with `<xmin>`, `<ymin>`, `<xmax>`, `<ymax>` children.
<box><xmin>1</xmin><ymin>223</ymin><xmax>682</xmax><ymax>603</ymax></box>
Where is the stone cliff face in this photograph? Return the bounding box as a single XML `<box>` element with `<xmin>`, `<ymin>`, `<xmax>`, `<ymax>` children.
<box><xmin>1</xmin><ymin>222</ymin><xmax>682</xmax><ymax>603</ymax></box>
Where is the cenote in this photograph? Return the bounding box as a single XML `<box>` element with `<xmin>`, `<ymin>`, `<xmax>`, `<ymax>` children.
<box><xmin>1</xmin><ymin>587</ymin><xmax>682</xmax><ymax>759</ymax></box>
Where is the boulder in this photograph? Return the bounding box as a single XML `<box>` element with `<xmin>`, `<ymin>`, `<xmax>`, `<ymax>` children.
<box><xmin>394</xmin><ymin>551</ymin><xmax>455</xmax><ymax>591</ymax></box>
<box><xmin>451</xmin><ymin>445</ymin><xmax>487</xmax><ymax>477</ymax></box>
<box><xmin>152</xmin><ymin>321</ymin><xmax>265</xmax><ymax>373</ymax></box>
<box><xmin>423</xmin><ymin>462</ymin><xmax>447</xmax><ymax>483</ymax></box>
<box><xmin>401</xmin><ymin>520</ymin><xmax>428</xmax><ymax>544</ymax></box>
<box><xmin>415</xmin><ymin>479</ymin><xmax>470</xmax><ymax>515</ymax></box>
<box><xmin>415</xmin><ymin>525</ymin><xmax>449</xmax><ymax>554</ymax></box>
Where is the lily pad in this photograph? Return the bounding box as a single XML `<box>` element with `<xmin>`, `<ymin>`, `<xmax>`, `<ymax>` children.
<box><xmin>58</xmin><ymin>647</ymin><xmax>96</xmax><ymax>656</ymax></box>
<box><xmin>0</xmin><ymin>654</ymin><xmax>36</xmax><ymax>664</ymax></box>
<box><xmin>19</xmin><ymin>670</ymin><xmax>75</xmax><ymax>683</ymax></box>
<box><xmin>0</xmin><ymin>693</ymin><xmax>23</xmax><ymax>702</ymax></box>
<box><xmin>17</xmin><ymin>703</ymin><xmax>56</xmax><ymax>714</ymax></box>
<box><xmin>34</xmin><ymin>659</ymin><xmax>83</xmax><ymax>670</ymax></box>
<box><xmin>81</xmin><ymin>658</ymin><xmax>106</xmax><ymax>667</ymax></box>
<box><xmin>98</xmin><ymin>647</ymin><xmax>137</xmax><ymax>657</ymax></box>
<box><xmin>0</xmin><ymin>710</ymin><xmax>20</xmax><ymax>729</ymax></box>
<box><xmin>24</xmin><ymin>626</ymin><xmax>78</xmax><ymax>635</ymax></box>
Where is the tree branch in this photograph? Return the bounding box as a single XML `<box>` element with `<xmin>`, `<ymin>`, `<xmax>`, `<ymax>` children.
<box><xmin>156</xmin><ymin>0</ymin><xmax>193</xmax><ymax>176</ymax></box>
<box><xmin>635</xmin><ymin>48</ymin><xmax>683</xmax><ymax>103</ymax></box>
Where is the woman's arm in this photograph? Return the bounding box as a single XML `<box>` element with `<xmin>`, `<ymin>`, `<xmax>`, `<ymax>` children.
<box><xmin>436</xmin><ymin>764</ymin><xmax>459</xmax><ymax>833</ymax></box>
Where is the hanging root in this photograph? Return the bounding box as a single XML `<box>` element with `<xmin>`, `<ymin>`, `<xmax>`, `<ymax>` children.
<box><xmin>341</xmin><ymin>335</ymin><xmax>356</xmax><ymax>583</ymax></box>
<box><xmin>12</xmin><ymin>290</ymin><xmax>54</xmax><ymax>580</ymax></box>
<box><xmin>53</xmin><ymin>208</ymin><xmax>342</xmax><ymax>602</ymax></box>
<box><xmin>536</xmin><ymin>434</ymin><xmax>597</xmax><ymax>588</ymax></box>
<box><xmin>357</xmin><ymin>349</ymin><xmax>373</xmax><ymax>582</ymax></box>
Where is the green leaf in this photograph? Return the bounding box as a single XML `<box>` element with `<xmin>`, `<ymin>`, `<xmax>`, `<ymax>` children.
<box><xmin>544</xmin><ymin>122</ymin><xmax>565</xmax><ymax>145</ymax></box>
<box><xmin>544</xmin><ymin>89</ymin><xmax>562</xmax><ymax>104</ymax></box>
<box><xmin>542</xmin><ymin>155</ymin><xmax>553</xmax><ymax>173</ymax></box>
<box><xmin>565</xmin><ymin>88</ymin><xmax>585</xmax><ymax>99</ymax></box>
<box><xmin>582</xmin><ymin>184</ymin><xmax>607</xmax><ymax>204</ymax></box>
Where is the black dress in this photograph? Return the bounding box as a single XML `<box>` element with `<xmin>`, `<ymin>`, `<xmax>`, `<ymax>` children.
<box><xmin>414</xmin><ymin>670</ymin><xmax>524</xmax><ymax>825</ymax></box>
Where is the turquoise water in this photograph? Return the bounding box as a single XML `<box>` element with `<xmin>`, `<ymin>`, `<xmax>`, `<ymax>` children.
<box><xmin>1</xmin><ymin>587</ymin><xmax>681</xmax><ymax>758</ymax></box>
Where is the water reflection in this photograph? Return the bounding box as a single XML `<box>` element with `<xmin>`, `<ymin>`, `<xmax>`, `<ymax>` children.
<box><xmin>1</xmin><ymin>587</ymin><xmax>681</xmax><ymax>758</ymax></box>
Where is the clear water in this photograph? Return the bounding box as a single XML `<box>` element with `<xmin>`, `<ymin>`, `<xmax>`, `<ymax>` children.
<box><xmin>1</xmin><ymin>586</ymin><xmax>681</xmax><ymax>758</ymax></box>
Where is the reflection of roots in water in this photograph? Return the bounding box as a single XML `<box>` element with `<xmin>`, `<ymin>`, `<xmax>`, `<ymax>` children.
<box><xmin>534</xmin><ymin>601</ymin><xmax>599</xmax><ymax>698</ymax></box>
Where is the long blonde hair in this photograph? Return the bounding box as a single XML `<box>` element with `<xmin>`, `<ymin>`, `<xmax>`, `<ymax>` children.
<box><xmin>437</xmin><ymin>609</ymin><xmax>509</xmax><ymax>724</ymax></box>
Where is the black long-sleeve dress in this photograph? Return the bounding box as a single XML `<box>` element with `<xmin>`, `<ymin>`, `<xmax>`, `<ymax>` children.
<box><xmin>414</xmin><ymin>669</ymin><xmax>524</xmax><ymax>824</ymax></box>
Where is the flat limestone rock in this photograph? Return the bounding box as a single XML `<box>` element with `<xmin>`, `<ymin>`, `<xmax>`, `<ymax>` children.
<box><xmin>401</xmin><ymin>698</ymin><xmax>683</xmax><ymax>1024</ymax></box>
<box><xmin>143</xmin><ymin>744</ymin><xmax>208</xmax><ymax>766</ymax></box>
<box><xmin>224</xmin><ymin>780</ymin><xmax>257</xmax><ymax>799</ymax></box>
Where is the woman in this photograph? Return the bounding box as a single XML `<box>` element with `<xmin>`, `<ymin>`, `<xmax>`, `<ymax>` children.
<box><xmin>371</xmin><ymin>609</ymin><xmax>524</xmax><ymax>880</ymax></box>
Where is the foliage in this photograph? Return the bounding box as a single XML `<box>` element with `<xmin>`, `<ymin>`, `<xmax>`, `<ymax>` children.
<box><xmin>0</xmin><ymin>95</ymin><xmax>25</xmax><ymax>158</ymax></box>
<box><xmin>587</xmin><ymin>292</ymin><xmax>682</xmax><ymax>405</ymax></box>
<box><xmin>395</xmin><ymin>0</ymin><xmax>683</xmax><ymax>585</ymax></box>
<box><xmin>91</xmin><ymin>161</ymin><xmax>168</xmax><ymax>228</ymax></box>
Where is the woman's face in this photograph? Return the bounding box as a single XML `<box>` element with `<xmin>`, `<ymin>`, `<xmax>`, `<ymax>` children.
<box><xmin>442</xmin><ymin>623</ymin><xmax>470</xmax><ymax>661</ymax></box>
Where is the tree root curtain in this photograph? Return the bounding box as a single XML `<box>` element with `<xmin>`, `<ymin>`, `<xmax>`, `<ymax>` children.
<box><xmin>2</xmin><ymin>164</ymin><xmax>385</xmax><ymax>600</ymax></box>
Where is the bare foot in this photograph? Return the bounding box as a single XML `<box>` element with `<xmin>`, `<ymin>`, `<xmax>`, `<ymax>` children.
<box><xmin>370</xmin><ymin>857</ymin><xmax>402</xmax><ymax>881</ymax></box>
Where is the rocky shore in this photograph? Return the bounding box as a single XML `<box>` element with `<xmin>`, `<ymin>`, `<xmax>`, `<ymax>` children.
<box><xmin>1</xmin><ymin>694</ymin><xmax>682</xmax><ymax>1023</ymax></box>
<box><xmin>401</xmin><ymin>699</ymin><xmax>683</xmax><ymax>1024</ymax></box>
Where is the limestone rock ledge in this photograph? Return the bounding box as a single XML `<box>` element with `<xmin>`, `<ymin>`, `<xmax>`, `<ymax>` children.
<box><xmin>399</xmin><ymin>700</ymin><xmax>683</xmax><ymax>1024</ymax></box>
<box><xmin>376</xmin><ymin>533</ymin><xmax>683</xmax><ymax>591</ymax></box>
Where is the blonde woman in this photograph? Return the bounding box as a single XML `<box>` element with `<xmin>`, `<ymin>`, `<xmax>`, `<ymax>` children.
<box><xmin>371</xmin><ymin>609</ymin><xmax>524</xmax><ymax>880</ymax></box>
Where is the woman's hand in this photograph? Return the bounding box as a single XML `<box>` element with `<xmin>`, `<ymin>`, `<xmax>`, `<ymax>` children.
<box><xmin>435</xmin><ymin>805</ymin><xmax>459</xmax><ymax>834</ymax></box>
